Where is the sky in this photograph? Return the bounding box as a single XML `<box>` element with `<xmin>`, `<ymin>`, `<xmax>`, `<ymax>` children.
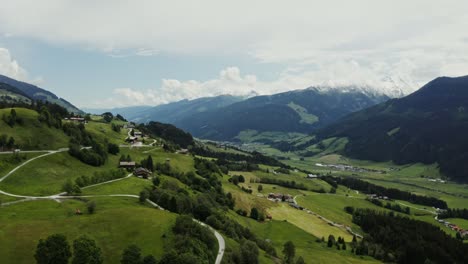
<box><xmin>0</xmin><ymin>0</ymin><xmax>467</xmax><ymax>108</ymax></box>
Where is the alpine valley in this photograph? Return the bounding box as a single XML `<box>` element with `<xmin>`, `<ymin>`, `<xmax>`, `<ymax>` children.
<box><xmin>4</xmin><ymin>2</ymin><xmax>468</xmax><ymax>263</ymax></box>
<box><xmin>2</xmin><ymin>72</ymin><xmax>468</xmax><ymax>264</ymax></box>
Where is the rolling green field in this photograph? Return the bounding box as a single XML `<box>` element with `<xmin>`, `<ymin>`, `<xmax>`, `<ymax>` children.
<box><xmin>0</xmin><ymin>146</ymin><xmax>193</xmax><ymax>197</ymax></box>
<box><xmin>223</xmin><ymin>171</ymin><xmax>354</xmax><ymax>241</ymax></box>
<box><xmin>84</xmin><ymin>120</ymin><xmax>129</xmax><ymax>145</ymax></box>
<box><xmin>296</xmin><ymin>193</ymin><xmax>378</xmax><ymax>230</ymax></box>
<box><xmin>231</xmin><ymin>212</ymin><xmax>378</xmax><ymax>264</ymax></box>
<box><xmin>0</xmin><ymin>151</ymin><xmax>121</xmax><ymax>196</ymax></box>
<box><xmin>82</xmin><ymin>176</ymin><xmax>152</xmax><ymax>195</ymax></box>
<box><xmin>0</xmin><ymin>108</ymin><xmax>70</xmax><ymax>150</ymax></box>
<box><xmin>0</xmin><ymin>152</ymin><xmax>44</xmax><ymax>176</ymax></box>
<box><xmin>267</xmin><ymin>202</ymin><xmax>354</xmax><ymax>241</ymax></box>
<box><xmin>0</xmin><ymin>197</ymin><xmax>176</xmax><ymax>264</ymax></box>
<box><xmin>282</xmin><ymin>152</ymin><xmax>468</xmax><ymax>210</ymax></box>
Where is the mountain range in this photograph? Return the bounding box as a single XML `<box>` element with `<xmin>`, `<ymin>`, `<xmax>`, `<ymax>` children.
<box><xmin>96</xmin><ymin>87</ymin><xmax>390</xmax><ymax>142</ymax></box>
<box><xmin>315</xmin><ymin>75</ymin><xmax>468</xmax><ymax>182</ymax></box>
<box><xmin>0</xmin><ymin>74</ymin><xmax>81</xmax><ymax>113</ymax></box>
<box><xmin>83</xmin><ymin>95</ymin><xmax>244</xmax><ymax>124</ymax></box>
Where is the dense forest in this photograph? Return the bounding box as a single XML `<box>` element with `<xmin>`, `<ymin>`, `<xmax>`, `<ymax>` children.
<box><xmin>138</xmin><ymin>121</ymin><xmax>194</xmax><ymax>148</ymax></box>
<box><xmin>320</xmin><ymin>176</ymin><xmax>448</xmax><ymax>209</ymax></box>
<box><xmin>350</xmin><ymin>209</ymin><xmax>468</xmax><ymax>263</ymax></box>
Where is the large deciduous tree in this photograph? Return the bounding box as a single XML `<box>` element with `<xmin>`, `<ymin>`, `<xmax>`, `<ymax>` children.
<box><xmin>72</xmin><ymin>236</ymin><xmax>103</xmax><ymax>264</ymax></box>
<box><xmin>34</xmin><ymin>234</ymin><xmax>71</xmax><ymax>264</ymax></box>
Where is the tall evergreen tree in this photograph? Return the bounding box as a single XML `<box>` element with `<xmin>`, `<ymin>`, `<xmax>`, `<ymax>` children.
<box><xmin>147</xmin><ymin>155</ymin><xmax>154</xmax><ymax>172</ymax></box>
<box><xmin>283</xmin><ymin>241</ymin><xmax>296</xmax><ymax>264</ymax></box>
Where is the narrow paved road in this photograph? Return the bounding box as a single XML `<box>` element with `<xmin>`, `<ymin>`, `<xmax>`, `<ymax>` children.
<box><xmin>0</xmin><ymin>150</ymin><xmax>225</xmax><ymax>264</ymax></box>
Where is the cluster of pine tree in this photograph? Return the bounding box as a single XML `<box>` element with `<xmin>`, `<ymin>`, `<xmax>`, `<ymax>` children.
<box><xmin>1</xmin><ymin>108</ymin><xmax>23</xmax><ymax>127</ymax></box>
<box><xmin>438</xmin><ymin>208</ymin><xmax>468</xmax><ymax>220</ymax></box>
<box><xmin>320</xmin><ymin>176</ymin><xmax>448</xmax><ymax>209</ymax></box>
<box><xmin>350</xmin><ymin>208</ymin><xmax>468</xmax><ymax>263</ymax></box>
<box><xmin>139</xmin><ymin>121</ymin><xmax>194</xmax><ymax>148</ymax></box>
<box><xmin>191</xmin><ymin>144</ymin><xmax>284</xmax><ymax>167</ymax></box>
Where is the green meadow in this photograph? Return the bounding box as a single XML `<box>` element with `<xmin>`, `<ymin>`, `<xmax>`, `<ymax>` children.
<box><xmin>0</xmin><ymin>108</ymin><xmax>70</xmax><ymax>150</ymax></box>
<box><xmin>231</xmin><ymin>212</ymin><xmax>379</xmax><ymax>264</ymax></box>
<box><xmin>0</xmin><ymin>151</ymin><xmax>121</xmax><ymax>196</ymax></box>
<box><xmin>0</xmin><ymin>197</ymin><xmax>176</xmax><ymax>264</ymax></box>
<box><xmin>82</xmin><ymin>176</ymin><xmax>152</xmax><ymax>196</ymax></box>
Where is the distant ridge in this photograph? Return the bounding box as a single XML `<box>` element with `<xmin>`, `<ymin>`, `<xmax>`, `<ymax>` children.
<box><xmin>0</xmin><ymin>74</ymin><xmax>82</xmax><ymax>113</ymax></box>
<box><xmin>316</xmin><ymin>75</ymin><xmax>468</xmax><ymax>182</ymax></box>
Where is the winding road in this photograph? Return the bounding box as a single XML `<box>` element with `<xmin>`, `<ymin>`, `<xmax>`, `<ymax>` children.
<box><xmin>0</xmin><ymin>149</ymin><xmax>225</xmax><ymax>264</ymax></box>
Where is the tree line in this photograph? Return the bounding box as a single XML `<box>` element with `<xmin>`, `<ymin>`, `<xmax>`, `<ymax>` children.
<box><xmin>257</xmin><ymin>178</ymin><xmax>308</xmax><ymax>191</ymax></box>
<box><xmin>138</xmin><ymin>121</ymin><xmax>194</xmax><ymax>149</ymax></box>
<box><xmin>349</xmin><ymin>208</ymin><xmax>468</xmax><ymax>263</ymax></box>
<box><xmin>438</xmin><ymin>208</ymin><xmax>468</xmax><ymax>220</ymax></box>
<box><xmin>34</xmin><ymin>214</ymin><xmax>215</xmax><ymax>264</ymax></box>
<box><xmin>191</xmin><ymin>144</ymin><xmax>285</xmax><ymax>167</ymax></box>
<box><xmin>319</xmin><ymin>176</ymin><xmax>448</xmax><ymax>209</ymax></box>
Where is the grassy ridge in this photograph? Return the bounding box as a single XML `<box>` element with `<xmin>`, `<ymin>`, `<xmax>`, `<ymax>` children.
<box><xmin>0</xmin><ymin>147</ymin><xmax>194</xmax><ymax>196</ymax></box>
<box><xmin>84</xmin><ymin>120</ymin><xmax>128</xmax><ymax>145</ymax></box>
<box><xmin>0</xmin><ymin>108</ymin><xmax>69</xmax><ymax>149</ymax></box>
<box><xmin>0</xmin><ymin>152</ymin><xmax>121</xmax><ymax>196</ymax></box>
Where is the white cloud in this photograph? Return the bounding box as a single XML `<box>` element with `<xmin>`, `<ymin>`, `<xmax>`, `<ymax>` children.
<box><xmin>0</xmin><ymin>48</ymin><xmax>28</xmax><ymax>81</ymax></box>
<box><xmin>99</xmin><ymin>67</ymin><xmax>259</xmax><ymax>107</ymax></box>
<box><xmin>0</xmin><ymin>47</ymin><xmax>45</xmax><ymax>85</ymax></box>
<box><xmin>1</xmin><ymin>1</ymin><xmax>467</xmax><ymax>58</ymax></box>
<box><xmin>92</xmin><ymin>62</ymin><xmax>428</xmax><ymax>107</ymax></box>
<box><xmin>1</xmin><ymin>0</ymin><xmax>468</xmax><ymax>107</ymax></box>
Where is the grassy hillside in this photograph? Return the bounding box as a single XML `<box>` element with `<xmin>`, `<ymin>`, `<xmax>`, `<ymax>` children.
<box><xmin>0</xmin><ymin>197</ymin><xmax>176</xmax><ymax>264</ymax></box>
<box><xmin>0</xmin><ymin>146</ymin><xmax>193</xmax><ymax>196</ymax></box>
<box><xmin>0</xmin><ymin>152</ymin><xmax>44</xmax><ymax>176</ymax></box>
<box><xmin>85</xmin><ymin>119</ymin><xmax>128</xmax><ymax>145</ymax></box>
<box><xmin>82</xmin><ymin>177</ymin><xmax>152</xmax><ymax>195</ymax></box>
<box><xmin>231</xmin><ymin>213</ymin><xmax>378</xmax><ymax>264</ymax></box>
<box><xmin>0</xmin><ymin>108</ymin><xmax>70</xmax><ymax>150</ymax></box>
<box><xmin>0</xmin><ymin>151</ymin><xmax>121</xmax><ymax>196</ymax></box>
